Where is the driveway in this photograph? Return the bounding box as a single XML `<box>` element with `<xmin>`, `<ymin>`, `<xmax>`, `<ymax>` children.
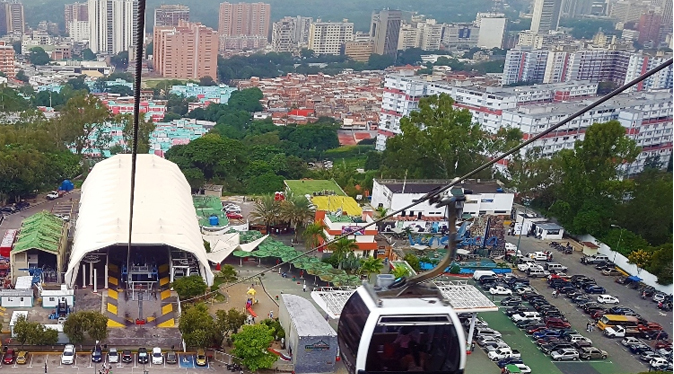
<box><xmin>1</xmin><ymin>191</ymin><xmax>80</xmax><ymax>231</ymax></box>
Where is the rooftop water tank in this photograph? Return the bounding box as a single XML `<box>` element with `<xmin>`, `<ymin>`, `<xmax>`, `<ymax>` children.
<box><xmin>209</xmin><ymin>215</ymin><xmax>219</xmax><ymax>226</ymax></box>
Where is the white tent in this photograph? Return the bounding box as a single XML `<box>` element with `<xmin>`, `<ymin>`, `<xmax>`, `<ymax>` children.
<box><xmin>65</xmin><ymin>154</ymin><xmax>215</xmax><ymax>287</ymax></box>
<box><xmin>204</xmin><ymin>233</ymin><xmax>269</xmax><ymax>264</ymax></box>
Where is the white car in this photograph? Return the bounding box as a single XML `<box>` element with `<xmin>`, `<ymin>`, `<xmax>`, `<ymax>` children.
<box><xmin>514</xmin><ymin>364</ymin><xmax>532</xmax><ymax>374</ymax></box>
<box><xmin>108</xmin><ymin>348</ymin><xmax>119</xmax><ymax>364</ymax></box>
<box><xmin>47</xmin><ymin>191</ymin><xmax>60</xmax><ymax>200</ymax></box>
<box><xmin>529</xmin><ymin>252</ymin><xmax>549</xmax><ymax>261</ymax></box>
<box><xmin>551</xmin><ymin>348</ymin><xmax>580</xmax><ymax>361</ymax></box>
<box><xmin>515</xmin><ymin>286</ymin><xmax>534</xmax><ymax>295</ymax></box>
<box><xmin>489</xmin><ymin>286</ymin><xmax>513</xmax><ymax>295</ymax></box>
<box><xmin>650</xmin><ymin>357</ymin><xmax>671</xmax><ymax>369</ymax></box>
<box><xmin>597</xmin><ymin>294</ymin><xmax>620</xmax><ymax>304</ymax></box>
<box><xmin>61</xmin><ymin>344</ymin><xmax>76</xmax><ymax>365</ymax></box>
<box><xmin>475</xmin><ymin>328</ymin><xmax>502</xmax><ymax>338</ymax></box>
<box><xmin>621</xmin><ymin>337</ymin><xmax>642</xmax><ymax>347</ymax></box>
<box><xmin>151</xmin><ymin>347</ymin><xmax>163</xmax><ymax>365</ymax></box>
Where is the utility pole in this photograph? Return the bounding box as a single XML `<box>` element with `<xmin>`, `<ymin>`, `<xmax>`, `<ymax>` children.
<box><xmin>610</xmin><ymin>224</ymin><xmax>624</xmax><ymax>263</ymax></box>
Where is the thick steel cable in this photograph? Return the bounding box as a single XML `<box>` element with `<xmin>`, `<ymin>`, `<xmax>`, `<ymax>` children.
<box><xmin>181</xmin><ymin>59</ymin><xmax>672</xmax><ymax>303</ymax></box>
<box><xmin>127</xmin><ymin>0</ymin><xmax>147</xmax><ymax>277</ymax></box>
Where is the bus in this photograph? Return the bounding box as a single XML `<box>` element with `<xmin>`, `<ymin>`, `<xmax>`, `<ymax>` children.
<box><xmin>597</xmin><ymin>315</ymin><xmax>640</xmax><ymax>331</ymax></box>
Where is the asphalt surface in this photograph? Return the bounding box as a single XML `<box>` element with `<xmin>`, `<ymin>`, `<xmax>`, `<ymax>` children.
<box><xmin>0</xmin><ymin>191</ymin><xmax>81</xmax><ymax>231</ymax></box>
<box><xmin>506</xmin><ymin>234</ymin><xmax>672</xmax><ymax>374</ymax></box>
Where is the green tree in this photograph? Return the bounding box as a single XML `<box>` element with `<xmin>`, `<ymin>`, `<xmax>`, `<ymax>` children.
<box><xmin>260</xmin><ymin>318</ymin><xmax>285</xmax><ymax>339</ymax></box>
<box><xmin>359</xmin><ymin>256</ymin><xmax>383</xmax><ymax>281</ymax></box>
<box><xmin>302</xmin><ymin>222</ymin><xmax>326</xmax><ymax>250</ymax></box>
<box><xmin>12</xmin><ymin>41</ymin><xmax>20</xmax><ymax>55</ymax></box>
<box><xmin>219</xmin><ymin>264</ymin><xmax>238</xmax><ymax>283</ymax></box>
<box><xmin>628</xmin><ymin>249</ymin><xmax>653</xmax><ymax>275</ymax></box>
<box><xmin>165</xmin><ymin>133</ymin><xmax>248</xmax><ymax>181</ymax></box>
<box><xmin>113</xmin><ymin>113</ymin><xmax>156</xmax><ymax>154</ymax></box>
<box><xmin>63</xmin><ymin>311</ymin><xmax>108</xmax><ymax>344</ymax></box>
<box><xmin>392</xmin><ymin>266</ymin><xmax>410</xmax><ymax>278</ymax></box>
<box><xmin>364</xmin><ymin>151</ymin><xmax>382</xmax><ymax>171</ymax></box>
<box><xmin>231</xmin><ymin>324</ymin><xmax>277</xmax><ymax>371</ymax></box>
<box><xmin>105</xmin><ymin>85</ymin><xmax>134</xmax><ymax>96</ymax></box>
<box><xmin>50</xmin><ymin>94</ymin><xmax>111</xmax><ymax>155</ymax></box>
<box><xmin>367</xmin><ymin>53</ymin><xmax>395</xmax><ymax>70</ymax></box>
<box><xmin>281</xmin><ymin>193</ymin><xmax>315</xmax><ymax>240</ymax></box>
<box><xmin>15</xmin><ymin>70</ymin><xmax>28</xmax><ymax>82</ymax></box>
<box><xmin>215</xmin><ymin>308</ymin><xmax>247</xmax><ymax>339</ymax></box>
<box><xmin>249</xmin><ymin>195</ymin><xmax>281</xmax><ymax>233</ymax></box>
<box><xmin>110</xmin><ymin>51</ymin><xmax>129</xmax><ymax>70</ymax></box>
<box><xmin>403</xmin><ymin>253</ymin><xmax>421</xmax><ymax>272</ymax></box>
<box><xmin>13</xmin><ymin>315</ymin><xmax>32</xmax><ymax>346</ymax></box>
<box><xmin>179</xmin><ymin>303</ymin><xmax>218</xmax><ymax>348</ymax></box>
<box><xmin>81</xmin><ymin>48</ymin><xmax>96</xmax><ymax>60</ymax></box>
<box><xmin>381</xmin><ymin>94</ymin><xmax>485</xmax><ymax>179</ymax></box>
<box><xmin>200</xmin><ymin>76</ymin><xmax>217</xmax><ymax>86</ymax></box>
<box><xmin>328</xmin><ymin>238</ymin><xmax>359</xmax><ymax>270</ymax></box>
<box><xmin>646</xmin><ymin>243</ymin><xmax>673</xmax><ymax>285</ymax></box>
<box><xmin>173</xmin><ymin>275</ymin><xmax>208</xmax><ymax>300</ymax></box>
<box><xmin>28</xmin><ymin>47</ymin><xmax>50</xmax><ymax>65</ymax></box>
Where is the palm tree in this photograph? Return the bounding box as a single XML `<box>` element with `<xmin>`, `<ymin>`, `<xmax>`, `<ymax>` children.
<box><xmin>374</xmin><ymin>206</ymin><xmax>388</xmax><ymax>219</ymax></box>
<box><xmin>328</xmin><ymin>238</ymin><xmax>359</xmax><ymax>269</ymax></box>
<box><xmin>249</xmin><ymin>195</ymin><xmax>281</xmax><ymax>233</ymax></box>
<box><xmin>281</xmin><ymin>194</ymin><xmax>315</xmax><ymax>241</ymax></box>
<box><xmin>302</xmin><ymin>222</ymin><xmax>327</xmax><ymax>250</ymax></box>
<box><xmin>359</xmin><ymin>257</ymin><xmax>384</xmax><ymax>281</ymax></box>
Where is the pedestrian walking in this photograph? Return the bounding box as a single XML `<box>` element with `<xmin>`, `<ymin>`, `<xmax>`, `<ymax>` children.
<box><xmin>303</xmin><ymin>284</ymin><xmax>306</xmax><ymax>292</ymax></box>
<box><xmin>269</xmin><ymin>311</ymin><xmax>274</xmax><ymax>319</ymax></box>
<box><xmin>325</xmin><ymin>314</ymin><xmax>329</xmax><ymax>321</ymax></box>
<box><xmin>470</xmin><ymin>342</ymin><xmax>475</xmax><ymax>352</ymax></box>
<box><xmin>586</xmin><ymin>322</ymin><xmax>590</xmax><ymax>332</ymax></box>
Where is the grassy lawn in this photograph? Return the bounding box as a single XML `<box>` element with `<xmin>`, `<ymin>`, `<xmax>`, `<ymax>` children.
<box><xmin>284</xmin><ymin>179</ymin><xmax>345</xmax><ymax>196</ymax></box>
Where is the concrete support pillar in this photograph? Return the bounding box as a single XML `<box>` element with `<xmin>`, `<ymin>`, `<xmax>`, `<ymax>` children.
<box><xmin>89</xmin><ymin>263</ymin><xmax>94</xmax><ymax>287</ymax></box>
<box><xmin>82</xmin><ymin>264</ymin><xmax>87</xmax><ymax>288</ymax></box>
<box><xmin>466</xmin><ymin>312</ymin><xmax>477</xmax><ymax>352</ymax></box>
<box><xmin>93</xmin><ymin>268</ymin><xmax>98</xmax><ymax>293</ymax></box>
<box><xmin>104</xmin><ymin>254</ymin><xmax>109</xmax><ymax>289</ymax></box>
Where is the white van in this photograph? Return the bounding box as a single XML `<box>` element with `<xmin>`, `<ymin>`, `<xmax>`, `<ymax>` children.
<box><xmin>527</xmin><ymin>268</ymin><xmax>549</xmax><ymax>278</ymax></box>
<box><xmin>473</xmin><ymin>270</ymin><xmax>496</xmax><ymax>281</ymax></box>
<box><xmin>546</xmin><ymin>263</ymin><xmax>568</xmax><ymax>272</ymax></box>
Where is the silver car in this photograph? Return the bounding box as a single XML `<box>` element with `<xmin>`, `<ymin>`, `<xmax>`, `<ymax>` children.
<box><xmin>108</xmin><ymin>348</ymin><xmax>119</xmax><ymax>364</ymax></box>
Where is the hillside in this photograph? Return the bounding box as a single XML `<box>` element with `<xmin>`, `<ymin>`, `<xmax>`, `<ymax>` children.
<box><xmin>23</xmin><ymin>0</ymin><xmax>493</xmax><ymax>32</ymax></box>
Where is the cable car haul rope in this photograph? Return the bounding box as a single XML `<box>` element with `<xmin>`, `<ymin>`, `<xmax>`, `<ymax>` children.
<box><xmin>124</xmin><ymin>1</ymin><xmax>672</xmax><ymax>372</ymax></box>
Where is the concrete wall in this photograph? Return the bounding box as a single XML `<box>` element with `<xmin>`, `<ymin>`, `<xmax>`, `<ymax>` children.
<box><xmin>278</xmin><ymin>295</ymin><xmax>338</xmax><ymax>374</ymax></box>
<box><xmin>576</xmin><ymin>234</ymin><xmax>673</xmax><ymax>295</ymax></box>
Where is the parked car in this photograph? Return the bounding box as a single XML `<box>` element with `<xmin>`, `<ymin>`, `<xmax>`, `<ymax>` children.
<box><xmin>3</xmin><ymin>349</ymin><xmax>15</xmax><ymax>365</ymax></box>
<box><xmin>46</xmin><ymin>191</ymin><xmax>60</xmax><ymax>200</ymax></box>
<box><xmin>585</xmin><ymin>285</ymin><xmax>606</xmax><ymax>294</ymax></box>
<box><xmin>650</xmin><ymin>357</ymin><xmax>672</xmax><ymax>370</ymax></box>
<box><xmin>196</xmin><ymin>349</ymin><xmax>207</xmax><ymax>366</ymax></box>
<box><xmin>226</xmin><ymin>212</ymin><xmax>244</xmax><ymax>220</ymax></box>
<box><xmin>652</xmin><ymin>293</ymin><xmax>667</xmax><ymax>303</ymax></box>
<box><xmin>602</xmin><ymin>269</ymin><xmax>621</xmax><ymax>276</ymax></box>
<box><xmin>597</xmin><ymin>294</ymin><xmax>620</xmax><ymax>304</ymax></box>
<box><xmin>497</xmin><ymin>357</ymin><xmax>524</xmax><ymax>368</ymax></box>
<box><xmin>533</xmin><ymin>329</ymin><xmax>563</xmax><ymax>340</ymax></box>
<box><xmin>137</xmin><ymin>348</ymin><xmax>148</xmax><ymax>364</ymax></box>
<box><xmin>477</xmin><ymin>335</ymin><xmax>501</xmax><ymax>347</ymax></box>
<box><xmin>122</xmin><ymin>350</ymin><xmax>133</xmax><ymax>363</ymax></box>
<box><xmin>546</xmin><ymin>318</ymin><xmax>571</xmax><ymax>329</ymax></box>
<box><xmin>622</xmin><ymin>337</ymin><xmax>643</xmax><ymax>347</ymax></box>
<box><xmin>525</xmin><ymin>324</ymin><xmax>548</xmax><ymax>334</ymax></box>
<box><xmin>551</xmin><ymin>348</ymin><xmax>580</xmax><ymax>361</ymax></box>
<box><xmin>152</xmin><ymin>347</ymin><xmax>163</xmax><ymax>365</ymax></box>
<box><xmin>490</xmin><ymin>286</ymin><xmax>513</xmax><ymax>295</ymax></box>
<box><xmin>61</xmin><ymin>345</ymin><xmax>76</xmax><ymax>365</ymax></box>
<box><xmin>579</xmin><ymin>347</ymin><xmax>608</xmax><ymax>360</ymax></box>
<box><xmin>16</xmin><ymin>351</ymin><xmax>28</xmax><ymax>365</ymax></box>
<box><xmin>506</xmin><ymin>305</ymin><xmax>533</xmax><ymax>316</ymax></box>
<box><xmin>476</xmin><ymin>328</ymin><xmax>502</xmax><ymax>338</ymax></box>
<box><xmin>108</xmin><ymin>348</ymin><xmax>119</xmax><ymax>364</ymax></box>
<box><xmin>640</xmin><ymin>351</ymin><xmax>661</xmax><ymax>362</ymax></box>
<box><xmin>501</xmin><ymin>296</ymin><xmax>523</xmax><ymax>306</ymax></box>
<box><xmin>166</xmin><ymin>351</ymin><xmax>178</xmax><ymax>365</ymax></box>
<box><xmin>91</xmin><ymin>345</ymin><xmax>102</xmax><ymax>363</ymax></box>
<box><xmin>541</xmin><ymin>342</ymin><xmax>575</xmax><ymax>354</ymax></box>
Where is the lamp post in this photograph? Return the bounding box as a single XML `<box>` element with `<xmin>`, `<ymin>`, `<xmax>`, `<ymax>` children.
<box><xmin>610</xmin><ymin>224</ymin><xmax>624</xmax><ymax>263</ymax></box>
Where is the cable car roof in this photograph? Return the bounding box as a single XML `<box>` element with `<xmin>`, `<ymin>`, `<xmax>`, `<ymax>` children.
<box><xmin>311</xmin><ymin>280</ymin><xmax>498</xmax><ymax>319</ymax></box>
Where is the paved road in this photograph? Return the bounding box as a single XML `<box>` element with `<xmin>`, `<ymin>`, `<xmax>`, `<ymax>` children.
<box><xmin>506</xmin><ymin>235</ymin><xmax>672</xmax><ymax>374</ymax></box>
<box><xmin>1</xmin><ymin>191</ymin><xmax>81</xmax><ymax>231</ymax></box>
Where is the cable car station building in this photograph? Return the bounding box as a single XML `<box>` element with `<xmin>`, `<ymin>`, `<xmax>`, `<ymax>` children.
<box><xmin>65</xmin><ymin>154</ymin><xmax>214</xmax><ymax>301</ymax></box>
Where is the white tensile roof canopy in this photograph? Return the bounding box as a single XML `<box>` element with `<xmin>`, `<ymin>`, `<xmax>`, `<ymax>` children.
<box><xmin>65</xmin><ymin>154</ymin><xmax>214</xmax><ymax>287</ymax></box>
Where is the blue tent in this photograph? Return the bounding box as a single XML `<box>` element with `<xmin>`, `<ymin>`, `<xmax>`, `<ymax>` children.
<box><xmin>627</xmin><ymin>275</ymin><xmax>642</xmax><ymax>282</ymax></box>
<box><xmin>59</xmin><ymin>180</ymin><xmax>75</xmax><ymax>192</ymax></box>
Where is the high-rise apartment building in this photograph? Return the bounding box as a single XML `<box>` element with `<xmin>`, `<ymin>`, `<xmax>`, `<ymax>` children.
<box><xmin>65</xmin><ymin>2</ymin><xmax>88</xmax><ymax>39</ymax></box>
<box><xmin>609</xmin><ymin>1</ymin><xmax>648</xmax><ymax>23</ymax></box>
<box><xmin>0</xmin><ymin>1</ymin><xmax>24</xmax><ymax>35</ymax></box>
<box><xmin>88</xmin><ymin>0</ymin><xmax>137</xmax><ymax>54</ymax></box>
<box><xmin>476</xmin><ymin>13</ymin><xmax>507</xmax><ymax>49</ymax></box>
<box><xmin>623</xmin><ymin>54</ymin><xmax>673</xmax><ymax>92</ymax></box>
<box><xmin>397</xmin><ymin>23</ymin><xmax>419</xmax><ymax>50</ymax></box>
<box><xmin>638</xmin><ymin>11</ymin><xmax>662</xmax><ymax>45</ymax></box>
<box><xmin>308</xmin><ymin>21</ymin><xmax>353</xmax><ymax>55</ymax></box>
<box><xmin>218</xmin><ymin>2</ymin><xmax>270</xmax><ymax>51</ymax></box>
<box><xmin>501</xmin><ymin>49</ymin><xmax>550</xmax><ymax>85</ymax></box>
<box><xmin>441</xmin><ymin>23</ymin><xmax>480</xmax><ymax>49</ymax></box>
<box><xmin>153</xmin><ymin>20</ymin><xmax>218</xmax><ymax>80</ymax></box>
<box><xmin>271</xmin><ymin>17</ymin><xmax>296</xmax><ymax>52</ymax></box>
<box><xmin>0</xmin><ymin>41</ymin><xmax>14</xmax><ymax>77</ymax></box>
<box><xmin>370</xmin><ymin>9</ymin><xmax>402</xmax><ymax>58</ymax></box>
<box><xmin>530</xmin><ymin>0</ymin><xmax>562</xmax><ymax>34</ymax></box>
<box><xmin>344</xmin><ymin>40</ymin><xmax>374</xmax><ymax>61</ymax></box>
<box><xmin>154</xmin><ymin>4</ymin><xmax>189</xmax><ymax>28</ymax></box>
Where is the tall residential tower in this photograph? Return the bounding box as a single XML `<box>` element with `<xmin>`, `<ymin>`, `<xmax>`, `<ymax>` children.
<box><xmin>88</xmin><ymin>0</ymin><xmax>138</xmax><ymax>54</ymax></box>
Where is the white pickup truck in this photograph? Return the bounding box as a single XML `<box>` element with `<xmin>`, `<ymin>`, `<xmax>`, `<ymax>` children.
<box><xmin>604</xmin><ymin>325</ymin><xmax>641</xmax><ymax>338</ymax></box>
<box><xmin>488</xmin><ymin>348</ymin><xmax>522</xmax><ymax>361</ymax></box>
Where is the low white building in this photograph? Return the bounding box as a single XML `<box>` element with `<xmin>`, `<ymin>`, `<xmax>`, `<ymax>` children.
<box><xmin>41</xmin><ymin>285</ymin><xmax>75</xmax><ymax>308</ymax></box>
<box><xmin>371</xmin><ymin>178</ymin><xmax>514</xmax><ymax>219</ymax></box>
<box><xmin>0</xmin><ymin>276</ymin><xmax>34</xmax><ymax>308</ymax></box>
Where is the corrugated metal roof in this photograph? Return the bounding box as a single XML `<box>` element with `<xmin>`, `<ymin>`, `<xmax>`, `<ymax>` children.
<box><xmin>12</xmin><ymin>211</ymin><xmax>64</xmax><ymax>254</ymax></box>
<box><xmin>281</xmin><ymin>294</ymin><xmax>336</xmax><ymax>337</ymax></box>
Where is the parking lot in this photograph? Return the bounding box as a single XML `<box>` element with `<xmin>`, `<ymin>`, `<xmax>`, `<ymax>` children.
<box><xmin>0</xmin><ymin>352</ymin><xmax>219</xmax><ymax>373</ymax></box>
<box><xmin>467</xmin><ymin>234</ymin><xmax>673</xmax><ymax>374</ymax></box>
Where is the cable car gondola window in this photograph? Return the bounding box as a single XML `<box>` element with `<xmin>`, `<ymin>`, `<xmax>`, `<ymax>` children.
<box><xmin>364</xmin><ymin>316</ymin><xmax>461</xmax><ymax>373</ymax></box>
<box><xmin>338</xmin><ymin>293</ymin><xmax>370</xmax><ymax>374</ymax></box>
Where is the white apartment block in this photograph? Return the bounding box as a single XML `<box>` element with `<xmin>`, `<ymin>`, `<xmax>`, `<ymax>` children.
<box><xmin>376</xmin><ymin>71</ymin><xmax>598</xmax><ymax>150</ymax></box>
<box><xmin>623</xmin><ymin>54</ymin><xmax>673</xmax><ymax>92</ymax></box>
<box><xmin>543</xmin><ymin>51</ymin><xmax>569</xmax><ymax>83</ymax></box>
<box><xmin>397</xmin><ymin>19</ymin><xmax>443</xmax><ymax>51</ymax></box>
<box><xmin>500</xmin><ymin>90</ymin><xmax>673</xmax><ymax>174</ymax></box>
<box><xmin>68</xmin><ymin>20</ymin><xmax>89</xmax><ymax>42</ymax></box>
<box><xmin>271</xmin><ymin>17</ymin><xmax>297</xmax><ymax>52</ymax></box>
<box><xmin>476</xmin><ymin>13</ymin><xmax>507</xmax><ymax>49</ymax></box>
<box><xmin>88</xmin><ymin>0</ymin><xmax>137</xmax><ymax>54</ymax></box>
<box><xmin>501</xmin><ymin>49</ymin><xmax>550</xmax><ymax>85</ymax></box>
<box><xmin>308</xmin><ymin>21</ymin><xmax>353</xmax><ymax>55</ymax></box>
<box><xmin>397</xmin><ymin>23</ymin><xmax>420</xmax><ymax>50</ymax></box>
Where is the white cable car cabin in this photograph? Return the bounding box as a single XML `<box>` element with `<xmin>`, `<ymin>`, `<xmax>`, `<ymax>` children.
<box><xmin>338</xmin><ymin>284</ymin><xmax>466</xmax><ymax>374</ymax></box>
<box><xmin>338</xmin><ymin>192</ymin><xmax>468</xmax><ymax>374</ymax></box>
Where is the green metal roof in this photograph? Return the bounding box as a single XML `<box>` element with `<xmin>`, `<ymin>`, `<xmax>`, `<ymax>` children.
<box><xmin>12</xmin><ymin>211</ymin><xmax>65</xmax><ymax>254</ymax></box>
<box><xmin>192</xmin><ymin>195</ymin><xmax>229</xmax><ymax>227</ymax></box>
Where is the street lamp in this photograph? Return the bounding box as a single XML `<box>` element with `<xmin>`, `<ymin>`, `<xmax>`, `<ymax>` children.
<box><xmin>610</xmin><ymin>224</ymin><xmax>624</xmax><ymax>263</ymax></box>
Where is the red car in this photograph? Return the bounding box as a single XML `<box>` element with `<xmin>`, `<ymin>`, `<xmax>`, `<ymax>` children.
<box><xmin>226</xmin><ymin>212</ymin><xmax>244</xmax><ymax>220</ymax></box>
<box><xmin>545</xmin><ymin>318</ymin><xmax>571</xmax><ymax>329</ymax></box>
<box><xmin>639</xmin><ymin>322</ymin><xmax>663</xmax><ymax>332</ymax></box>
<box><xmin>590</xmin><ymin>310</ymin><xmax>606</xmax><ymax>320</ymax></box>
<box><xmin>3</xmin><ymin>349</ymin><xmax>15</xmax><ymax>364</ymax></box>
